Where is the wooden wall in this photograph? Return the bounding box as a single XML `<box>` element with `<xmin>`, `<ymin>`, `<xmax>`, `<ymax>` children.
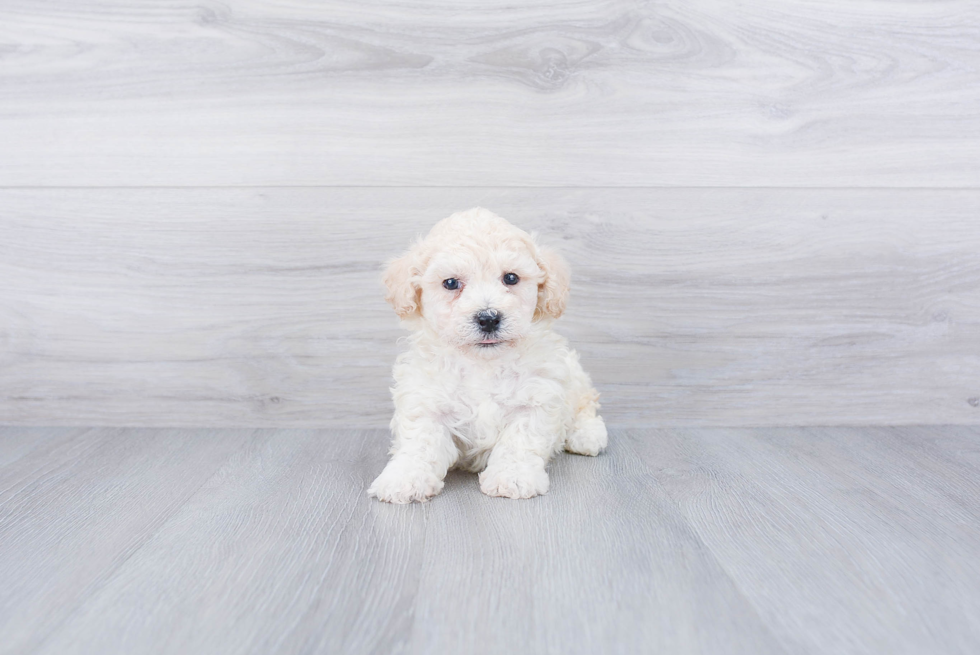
<box><xmin>1</xmin><ymin>1</ymin><xmax>978</xmax><ymax>426</ymax></box>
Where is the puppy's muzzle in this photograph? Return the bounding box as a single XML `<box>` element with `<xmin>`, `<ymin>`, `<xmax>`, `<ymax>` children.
<box><xmin>475</xmin><ymin>309</ymin><xmax>502</xmax><ymax>335</ymax></box>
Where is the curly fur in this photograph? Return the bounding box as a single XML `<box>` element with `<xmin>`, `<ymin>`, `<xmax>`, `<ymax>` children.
<box><xmin>368</xmin><ymin>208</ymin><xmax>607</xmax><ymax>503</ymax></box>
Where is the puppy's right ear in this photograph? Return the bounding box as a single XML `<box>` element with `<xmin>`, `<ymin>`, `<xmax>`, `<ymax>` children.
<box><xmin>382</xmin><ymin>246</ymin><xmax>423</xmax><ymax>319</ymax></box>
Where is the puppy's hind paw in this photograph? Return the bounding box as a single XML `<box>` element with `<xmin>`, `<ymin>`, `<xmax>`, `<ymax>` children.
<box><xmin>564</xmin><ymin>415</ymin><xmax>608</xmax><ymax>457</ymax></box>
<box><xmin>479</xmin><ymin>461</ymin><xmax>549</xmax><ymax>499</ymax></box>
<box><xmin>368</xmin><ymin>460</ymin><xmax>444</xmax><ymax>504</ymax></box>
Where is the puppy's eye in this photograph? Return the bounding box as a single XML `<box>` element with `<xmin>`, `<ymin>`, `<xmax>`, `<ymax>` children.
<box><xmin>443</xmin><ymin>278</ymin><xmax>460</xmax><ymax>290</ymax></box>
<box><xmin>502</xmin><ymin>273</ymin><xmax>520</xmax><ymax>286</ymax></box>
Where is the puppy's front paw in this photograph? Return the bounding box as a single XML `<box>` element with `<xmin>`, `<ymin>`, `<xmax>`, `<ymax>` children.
<box><xmin>368</xmin><ymin>459</ymin><xmax>444</xmax><ymax>504</ymax></box>
<box><xmin>565</xmin><ymin>416</ymin><xmax>608</xmax><ymax>457</ymax></box>
<box><xmin>479</xmin><ymin>461</ymin><xmax>549</xmax><ymax>499</ymax></box>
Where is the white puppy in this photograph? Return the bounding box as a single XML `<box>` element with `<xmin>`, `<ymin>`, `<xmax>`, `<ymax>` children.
<box><xmin>368</xmin><ymin>208</ymin><xmax>607</xmax><ymax>503</ymax></box>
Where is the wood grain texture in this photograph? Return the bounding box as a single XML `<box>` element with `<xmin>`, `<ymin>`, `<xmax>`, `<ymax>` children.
<box><xmin>0</xmin><ymin>1</ymin><xmax>978</xmax><ymax>186</ymax></box>
<box><xmin>408</xmin><ymin>440</ymin><xmax>786</xmax><ymax>655</ymax></box>
<box><xmin>13</xmin><ymin>427</ymin><xmax>789</xmax><ymax>655</ymax></box>
<box><xmin>629</xmin><ymin>426</ymin><xmax>980</xmax><ymax>655</ymax></box>
<box><xmin>2</xmin><ymin>188</ymin><xmax>978</xmax><ymax>427</ymax></box>
<box><xmin>0</xmin><ymin>426</ymin><xmax>252</xmax><ymax>655</ymax></box>
<box><xmin>2</xmin><ymin>427</ymin><xmax>979</xmax><ymax>654</ymax></box>
<box><xmin>26</xmin><ymin>429</ymin><xmax>429</xmax><ymax>655</ymax></box>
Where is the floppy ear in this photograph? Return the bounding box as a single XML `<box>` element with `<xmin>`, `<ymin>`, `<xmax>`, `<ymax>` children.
<box><xmin>382</xmin><ymin>245</ymin><xmax>423</xmax><ymax>319</ymax></box>
<box><xmin>535</xmin><ymin>246</ymin><xmax>571</xmax><ymax>320</ymax></box>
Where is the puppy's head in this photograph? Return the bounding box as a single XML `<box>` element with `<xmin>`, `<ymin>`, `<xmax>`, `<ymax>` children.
<box><xmin>383</xmin><ymin>208</ymin><xmax>570</xmax><ymax>354</ymax></box>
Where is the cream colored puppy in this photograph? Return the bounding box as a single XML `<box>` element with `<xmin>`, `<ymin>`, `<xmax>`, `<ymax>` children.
<box><xmin>368</xmin><ymin>208</ymin><xmax>607</xmax><ymax>503</ymax></box>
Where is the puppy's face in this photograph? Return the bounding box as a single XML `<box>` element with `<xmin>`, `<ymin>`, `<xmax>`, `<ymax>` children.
<box><xmin>384</xmin><ymin>209</ymin><xmax>570</xmax><ymax>355</ymax></box>
<box><xmin>420</xmin><ymin>242</ymin><xmax>541</xmax><ymax>351</ymax></box>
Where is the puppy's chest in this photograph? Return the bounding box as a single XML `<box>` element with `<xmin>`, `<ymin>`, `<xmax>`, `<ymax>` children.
<box><xmin>439</xmin><ymin>368</ymin><xmax>524</xmax><ymax>445</ymax></box>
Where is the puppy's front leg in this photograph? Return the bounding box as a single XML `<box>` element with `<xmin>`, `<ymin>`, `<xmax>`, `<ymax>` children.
<box><xmin>479</xmin><ymin>411</ymin><xmax>557</xmax><ymax>500</ymax></box>
<box><xmin>368</xmin><ymin>416</ymin><xmax>458</xmax><ymax>504</ymax></box>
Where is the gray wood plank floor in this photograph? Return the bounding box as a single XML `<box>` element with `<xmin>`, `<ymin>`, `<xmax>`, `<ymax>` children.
<box><xmin>2</xmin><ymin>426</ymin><xmax>978</xmax><ymax>655</ymax></box>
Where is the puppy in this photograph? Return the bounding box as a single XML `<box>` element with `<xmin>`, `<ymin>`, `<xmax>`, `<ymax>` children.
<box><xmin>368</xmin><ymin>208</ymin><xmax>607</xmax><ymax>503</ymax></box>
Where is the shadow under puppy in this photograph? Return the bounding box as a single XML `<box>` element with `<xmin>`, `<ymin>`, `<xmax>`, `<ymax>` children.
<box><xmin>368</xmin><ymin>208</ymin><xmax>607</xmax><ymax>503</ymax></box>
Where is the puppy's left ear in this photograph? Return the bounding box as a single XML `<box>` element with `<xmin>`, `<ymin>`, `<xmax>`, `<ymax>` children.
<box><xmin>535</xmin><ymin>246</ymin><xmax>571</xmax><ymax>320</ymax></box>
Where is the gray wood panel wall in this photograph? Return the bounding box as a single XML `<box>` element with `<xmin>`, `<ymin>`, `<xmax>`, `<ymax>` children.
<box><xmin>1</xmin><ymin>1</ymin><xmax>978</xmax><ymax>427</ymax></box>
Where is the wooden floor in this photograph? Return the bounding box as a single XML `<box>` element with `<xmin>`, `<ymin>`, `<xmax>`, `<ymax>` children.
<box><xmin>2</xmin><ymin>426</ymin><xmax>979</xmax><ymax>655</ymax></box>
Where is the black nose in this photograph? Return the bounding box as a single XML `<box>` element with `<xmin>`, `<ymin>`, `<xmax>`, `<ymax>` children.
<box><xmin>476</xmin><ymin>309</ymin><xmax>502</xmax><ymax>334</ymax></box>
